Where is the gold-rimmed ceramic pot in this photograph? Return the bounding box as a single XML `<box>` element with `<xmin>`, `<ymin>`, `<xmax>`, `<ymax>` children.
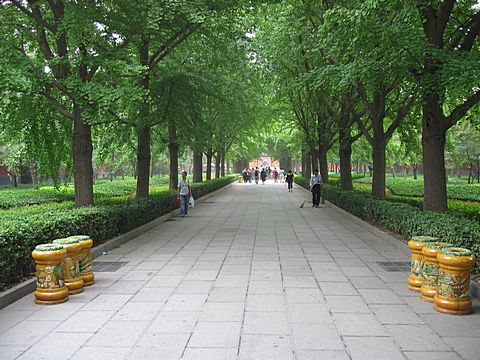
<box><xmin>407</xmin><ymin>236</ymin><xmax>438</xmax><ymax>292</ymax></box>
<box><xmin>420</xmin><ymin>242</ymin><xmax>453</xmax><ymax>302</ymax></box>
<box><xmin>52</xmin><ymin>238</ymin><xmax>84</xmax><ymax>294</ymax></box>
<box><xmin>31</xmin><ymin>244</ymin><xmax>69</xmax><ymax>305</ymax></box>
<box><xmin>67</xmin><ymin>235</ymin><xmax>94</xmax><ymax>286</ymax></box>
<box><xmin>434</xmin><ymin>247</ymin><xmax>475</xmax><ymax>315</ymax></box>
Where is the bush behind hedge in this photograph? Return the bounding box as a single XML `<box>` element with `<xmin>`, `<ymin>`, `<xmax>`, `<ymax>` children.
<box><xmin>0</xmin><ymin>176</ymin><xmax>236</xmax><ymax>290</ymax></box>
<box><xmin>388</xmin><ymin>196</ymin><xmax>480</xmax><ymax>223</ymax></box>
<box><xmin>0</xmin><ymin>176</ymin><xmax>172</xmax><ymax>209</ymax></box>
<box><xmin>294</xmin><ymin>178</ymin><xmax>480</xmax><ymax>269</ymax></box>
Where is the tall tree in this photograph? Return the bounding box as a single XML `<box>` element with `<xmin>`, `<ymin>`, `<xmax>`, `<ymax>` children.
<box><xmin>0</xmin><ymin>0</ymin><xmax>130</xmax><ymax>206</ymax></box>
<box><xmin>320</xmin><ymin>1</ymin><xmax>419</xmax><ymax>198</ymax></box>
<box><xmin>415</xmin><ymin>1</ymin><xmax>480</xmax><ymax>211</ymax></box>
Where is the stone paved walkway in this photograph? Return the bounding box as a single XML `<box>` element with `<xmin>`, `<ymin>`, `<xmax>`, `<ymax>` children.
<box><xmin>1</xmin><ymin>181</ymin><xmax>479</xmax><ymax>360</ymax></box>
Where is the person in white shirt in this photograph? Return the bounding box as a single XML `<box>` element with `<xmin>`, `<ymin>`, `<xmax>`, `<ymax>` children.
<box><xmin>310</xmin><ymin>169</ymin><xmax>322</xmax><ymax>207</ymax></box>
<box><xmin>177</xmin><ymin>171</ymin><xmax>191</xmax><ymax>217</ymax></box>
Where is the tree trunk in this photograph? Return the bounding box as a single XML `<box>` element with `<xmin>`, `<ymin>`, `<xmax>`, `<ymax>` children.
<box><xmin>319</xmin><ymin>149</ymin><xmax>329</xmax><ymax>183</ymax></box>
<box><xmin>135</xmin><ymin>39</ymin><xmax>151</xmax><ymax>199</ymax></box>
<box><xmin>285</xmin><ymin>156</ymin><xmax>292</xmax><ymax>172</ymax></box>
<box><xmin>193</xmin><ymin>149</ymin><xmax>203</xmax><ymax>183</ymax></box>
<box><xmin>301</xmin><ymin>146</ymin><xmax>307</xmax><ymax>177</ymax></box>
<box><xmin>111</xmin><ymin>151</ymin><xmax>115</xmax><ymax>182</ymax></box>
<box><xmin>136</xmin><ymin>127</ymin><xmax>151</xmax><ymax>199</ymax></box>
<box><xmin>477</xmin><ymin>159</ymin><xmax>480</xmax><ymax>183</ymax></box>
<box><xmin>220</xmin><ymin>151</ymin><xmax>226</xmax><ymax>177</ymax></box>
<box><xmin>310</xmin><ymin>146</ymin><xmax>319</xmax><ymax>173</ymax></box>
<box><xmin>339</xmin><ymin>139</ymin><xmax>353</xmax><ymax>191</ymax></box>
<box><xmin>29</xmin><ymin>164</ymin><xmax>38</xmax><ymax>189</ymax></box>
<box><xmin>305</xmin><ymin>150</ymin><xmax>311</xmax><ymax>179</ymax></box>
<box><xmin>168</xmin><ymin>117</ymin><xmax>178</xmax><ymax>191</ymax></box>
<box><xmin>215</xmin><ymin>151</ymin><xmax>221</xmax><ymax>179</ymax></box>
<box><xmin>422</xmin><ymin>129</ymin><xmax>448</xmax><ymax>211</ymax></box>
<box><xmin>150</xmin><ymin>155</ymin><xmax>155</xmax><ymax>178</ymax></box>
<box><xmin>10</xmin><ymin>173</ymin><xmax>17</xmax><ymax>187</ymax></box>
<box><xmin>422</xmin><ymin>98</ymin><xmax>448</xmax><ymax>212</ymax></box>
<box><xmin>226</xmin><ymin>160</ymin><xmax>230</xmax><ymax>175</ymax></box>
<box><xmin>371</xmin><ymin>137</ymin><xmax>386</xmax><ymax>199</ymax></box>
<box><xmin>206</xmin><ymin>147</ymin><xmax>213</xmax><ymax>180</ymax></box>
<box><xmin>72</xmin><ymin>105</ymin><xmax>94</xmax><ymax>207</ymax></box>
<box><xmin>413</xmin><ymin>165</ymin><xmax>418</xmax><ymax>180</ymax></box>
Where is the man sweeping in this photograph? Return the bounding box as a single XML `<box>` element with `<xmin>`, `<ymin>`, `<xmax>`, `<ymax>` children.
<box><xmin>310</xmin><ymin>169</ymin><xmax>322</xmax><ymax>207</ymax></box>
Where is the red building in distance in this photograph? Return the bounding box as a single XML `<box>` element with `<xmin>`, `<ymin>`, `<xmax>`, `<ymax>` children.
<box><xmin>249</xmin><ymin>156</ymin><xmax>280</xmax><ymax>169</ymax></box>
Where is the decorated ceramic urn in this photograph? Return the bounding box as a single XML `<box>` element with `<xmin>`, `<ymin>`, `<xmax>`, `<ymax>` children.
<box><xmin>67</xmin><ymin>235</ymin><xmax>94</xmax><ymax>286</ymax></box>
<box><xmin>52</xmin><ymin>238</ymin><xmax>84</xmax><ymax>294</ymax></box>
<box><xmin>434</xmin><ymin>247</ymin><xmax>476</xmax><ymax>315</ymax></box>
<box><xmin>407</xmin><ymin>236</ymin><xmax>438</xmax><ymax>292</ymax></box>
<box><xmin>420</xmin><ymin>242</ymin><xmax>453</xmax><ymax>302</ymax></box>
<box><xmin>31</xmin><ymin>244</ymin><xmax>69</xmax><ymax>305</ymax></box>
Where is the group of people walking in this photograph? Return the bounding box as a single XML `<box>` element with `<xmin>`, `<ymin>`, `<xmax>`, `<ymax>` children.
<box><xmin>242</xmin><ymin>167</ymin><xmax>270</xmax><ymax>184</ymax></box>
<box><xmin>180</xmin><ymin>166</ymin><xmax>323</xmax><ymax>218</ymax></box>
<box><xmin>241</xmin><ymin>167</ymin><xmax>296</xmax><ymax>192</ymax></box>
<box><xmin>241</xmin><ymin>166</ymin><xmax>323</xmax><ymax>207</ymax></box>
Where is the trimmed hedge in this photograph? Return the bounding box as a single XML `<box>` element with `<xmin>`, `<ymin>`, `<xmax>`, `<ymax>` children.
<box><xmin>347</xmin><ymin>182</ymin><xmax>480</xmax><ymax>222</ymax></box>
<box><xmin>0</xmin><ymin>176</ymin><xmax>236</xmax><ymax>290</ymax></box>
<box><xmin>294</xmin><ymin>178</ymin><xmax>480</xmax><ymax>270</ymax></box>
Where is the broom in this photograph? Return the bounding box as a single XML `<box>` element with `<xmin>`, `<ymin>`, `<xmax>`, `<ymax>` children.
<box><xmin>299</xmin><ymin>192</ymin><xmax>310</xmax><ymax>208</ymax></box>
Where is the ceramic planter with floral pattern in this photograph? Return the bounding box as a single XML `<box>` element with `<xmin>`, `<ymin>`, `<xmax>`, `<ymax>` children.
<box><xmin>67</xmin><ymin>235</ymin><xmax>94</xmax><ymax>286</ymax></box>
<box><xmin>420</xmin><ymin>242</ymin><xmax>453</xmax><ymax>303</ymax></box>
<box><xmin>434</xmin><ymin>247</ymin><xmax>475</xmax><ymax>315</ymax></box>
<box><xmin>31</xmin><ymin>244</ymin><xmax>69</xmax><ymax>305</ymax></box>
<box><xmin>52</xmin><ymin>238</ymin><xmax>84</xmax><ymax>294</ymax></box>
<box><xmin>407</xmin><ymin>236</ymin><xmax>438</xmax><ymax>292</ymax></box>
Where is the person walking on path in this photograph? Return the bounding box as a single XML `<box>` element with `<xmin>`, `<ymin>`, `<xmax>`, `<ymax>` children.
<box><xmin>260</xmin><ymin>168</ymin><xmax>267</xmax><ymax>184</ymax></box>
<box><xmin>310</xmin><ymin>169</ymin><xmax>322</xmax><ymax>207</ymax></box>
<box><xmin>254</xmin><ymin>167</ymin><xmax>259</xmax><ymax>184</ymax></box>
<box><xmin>285</xmin><ymin>170</ymin><xmax>294</xmax><ymax>192</ymax></box>
<box><xmin>273</xmin><ymin>168</ymin><xmax>278</xmax><ymax>183</ymax></box>
<box><xmin>178</xmin><ymin>171</ymin><xmax>191</xmax><ymax>217</ymax></box>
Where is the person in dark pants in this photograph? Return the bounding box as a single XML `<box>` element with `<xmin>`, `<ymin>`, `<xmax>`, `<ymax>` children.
<box><xmin>260</xmin><ymin>168</ymin><xmax>267</xmax><ymax>184</ymax></box>
<box><xmin>285</xmin><ymin>170</ymin><xmax>294</xmax><ymax>192</ymax></box>
<box><xmin>310</xmin><ymin>169</ymin><xmax>322</xmax><ymax>207</ymax></box>
<box><xmin>242</xmin><ymin>169</ymin><xmax>248</xmax><ymax>183</ymax></box>
<box><xmin>177</xmin><ymin>171</ymin><xmax>191</xmax><ymax>217</ymax></box>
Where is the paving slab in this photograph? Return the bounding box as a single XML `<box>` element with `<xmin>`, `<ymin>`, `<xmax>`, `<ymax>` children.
<box><xmin>0</xmin><ymin>181</ymin><xmax>477</xmax><ymax>359</ymax></box>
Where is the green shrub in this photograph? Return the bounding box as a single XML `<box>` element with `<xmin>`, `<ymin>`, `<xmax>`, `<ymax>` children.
<box><xmin>0</xmin><ymin>176</ymin><xmax>236</xmax><ymax>290</ymax></box>
<box><xmin>388</xmin><ymin>196</ymin><xmax>480</xmax><ymax>223</ymax></box>
<box><xmin>0</xmin><ymin>187</ymin><xmax>74</xmax><ymax>209</ymax></box>
<box><xmin>447</xmin><ymin>183</ymin><xmax>480</xmax><ymax>201</ymax></box>
<box><xmin>0</xmin><ymin>177</ymin><xmax>166</xmax><ymax>209</ymax></box>
<box><xmin>386</xmin><ymin>178</ymin><xmax>480</xmax><ymax>201</ymax></box>
<box><xmin>386</xmin><ymin>178</ymin><xmax>424</xmax><ymax>197</ymax></box>
<box><xmin>294</xmin><ymin>179</ymin><xmax>480</xmax><ymax>270</ymax></box>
